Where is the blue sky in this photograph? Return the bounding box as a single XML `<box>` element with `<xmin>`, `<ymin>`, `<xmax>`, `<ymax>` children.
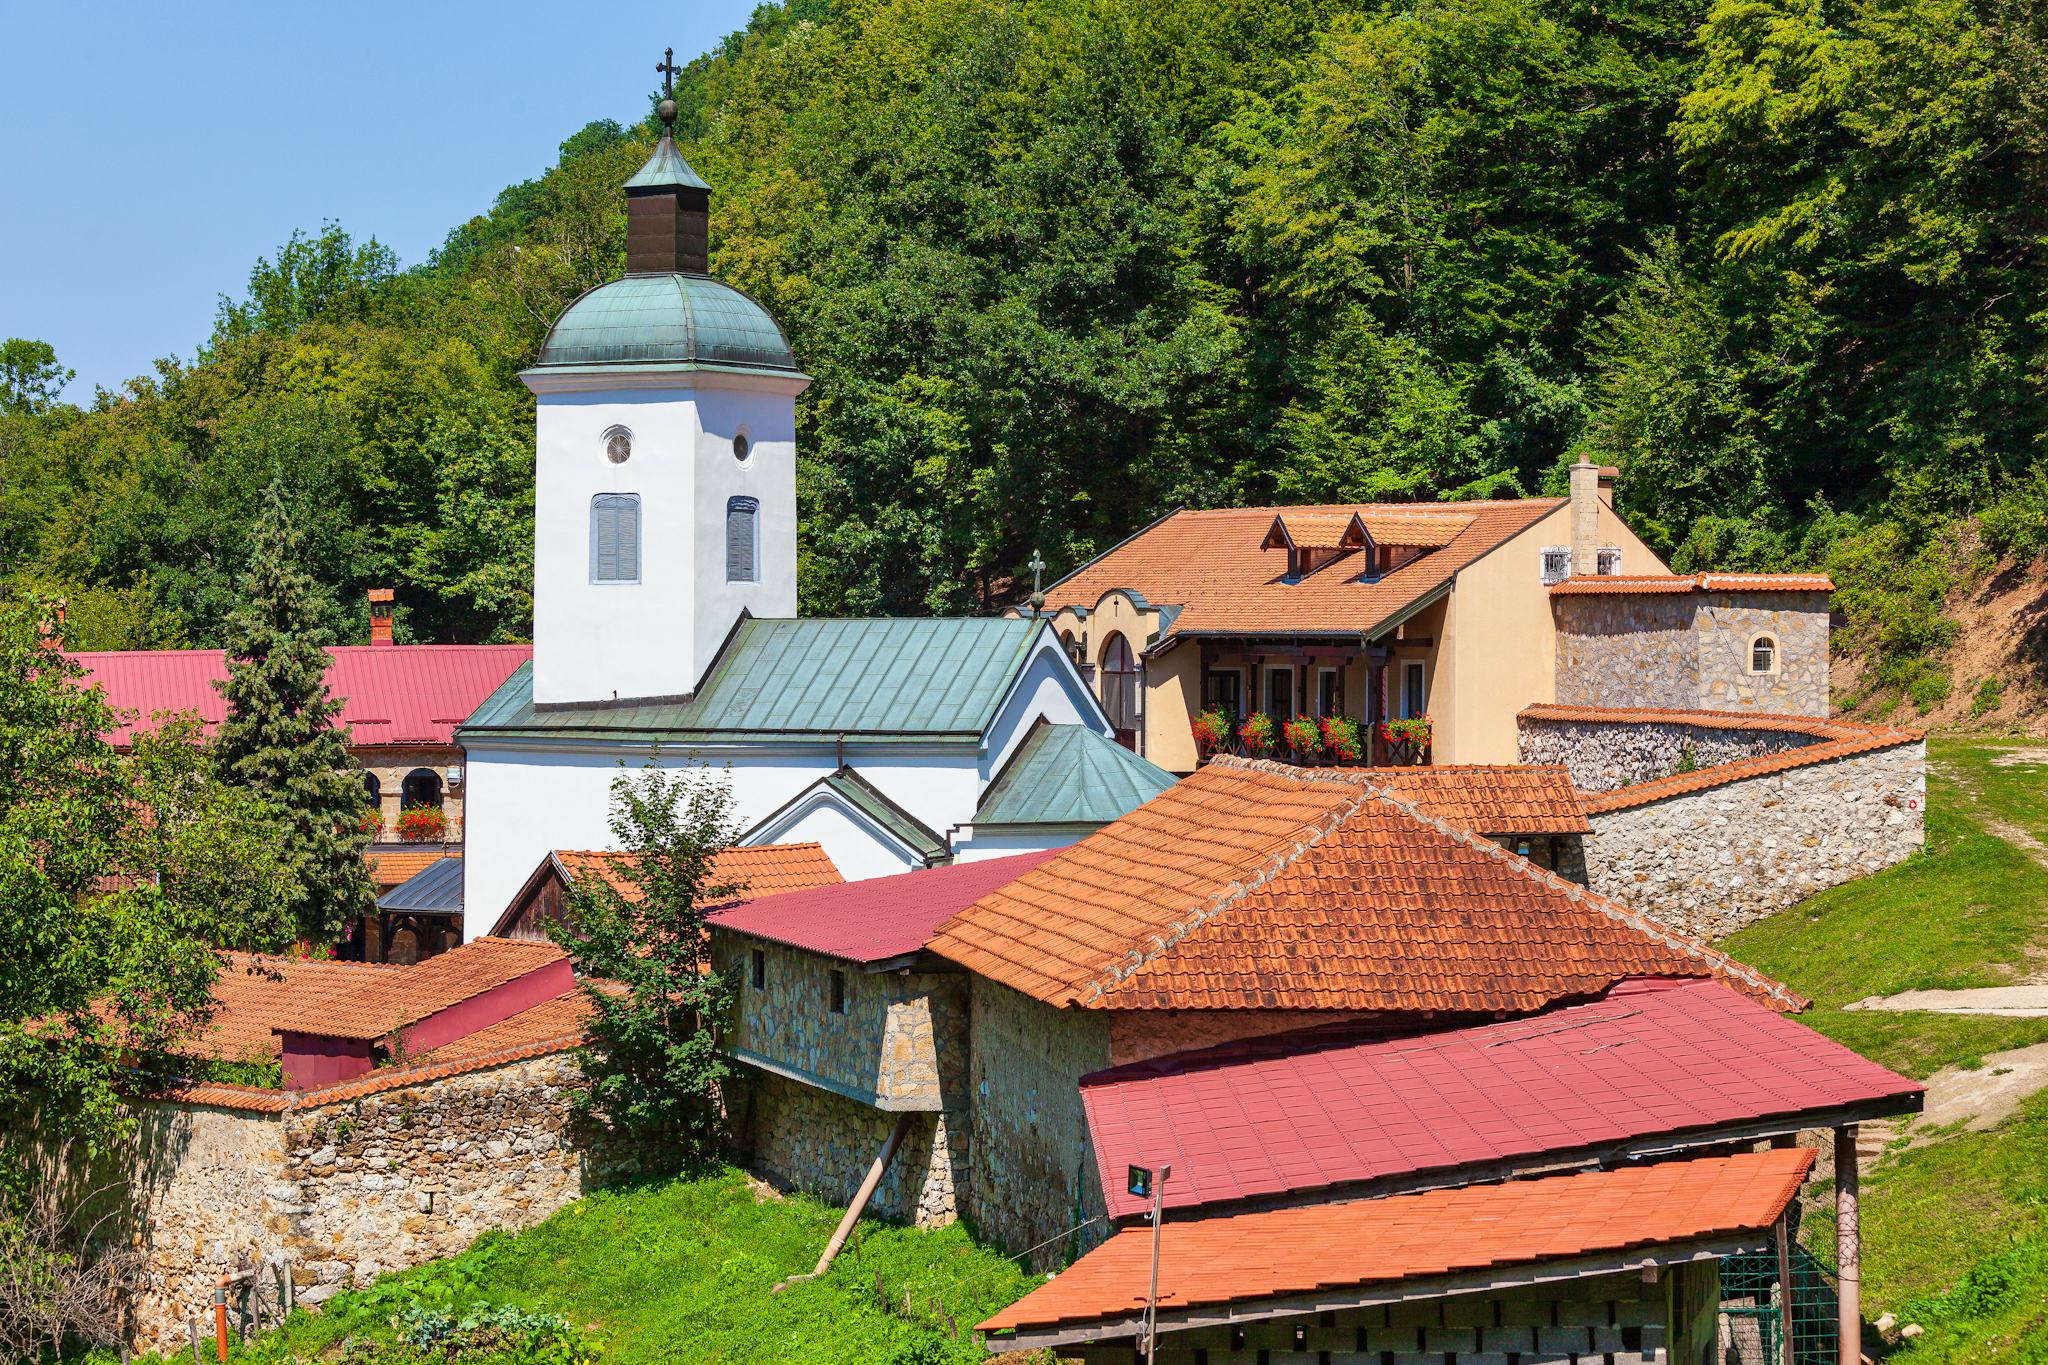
<box><xmin>0</xmin><ymin>1</ymin><xmax>763</xmax><ymax>398</ymax></box>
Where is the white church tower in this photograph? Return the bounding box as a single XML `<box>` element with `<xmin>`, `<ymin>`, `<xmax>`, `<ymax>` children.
<box><xmin>521</xmin><ymin>90</ymin><xmax>808</xmax><ymax>706</ymax></box>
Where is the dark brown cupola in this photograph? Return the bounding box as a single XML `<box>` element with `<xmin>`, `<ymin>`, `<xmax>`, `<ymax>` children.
<box><xmin>623</xmin><ymin>89</ymin><xmax>711</xmax><ymax>275</ymax></box>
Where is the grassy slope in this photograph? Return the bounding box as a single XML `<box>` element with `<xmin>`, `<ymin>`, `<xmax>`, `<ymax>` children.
<box><xmin>1721</xmin><ymin>738</ymin><xmax>2048</xmax><ymax>1359</ymax></box>
<box><xmin>121</xmin><ymin>1169</ymin><xmax>1043</xmax><ymax>1365</ymax></box>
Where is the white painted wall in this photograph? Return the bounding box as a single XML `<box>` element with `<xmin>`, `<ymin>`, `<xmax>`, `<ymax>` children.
<box><xmin>979</xmin><ymin>630</ymin><xmax>1108</xmax><ymax>784</ymax></box>
<box><xmin>951</xmin><ymin>827</ymin><xmax>1089</xmax><ymax>863</ymax></box>
<box><xmin>524</xmin><ymin>371</ymin><xmax>804</xmax><ymax>707</ymax></box>
<box><xmin>743</xmin><ymin>791</ymin><xmax>927</xmax><ymax>882</ymax></box>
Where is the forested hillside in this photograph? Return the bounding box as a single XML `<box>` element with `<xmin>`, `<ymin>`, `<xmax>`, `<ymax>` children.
<box><xmin>4</xmin><ymin>0</ymin><xmax>2046</xmax><ymax>712</ymax></box>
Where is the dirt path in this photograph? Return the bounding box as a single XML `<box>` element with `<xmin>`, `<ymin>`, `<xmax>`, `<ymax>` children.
<box><xmin>1847</xmin><ymin>985</ymin><xmax>2048</xmax><ymax>1016</ymax></box>
<box><xmin>1929</xmin><ymin>752</ymin><xmax>2048</xmax><ymax>873</ymax></box>
<box><xmin>1910</xmin><ymin>1040</ymin><xmax>2048</xmax><ymax>1137</ymax></box>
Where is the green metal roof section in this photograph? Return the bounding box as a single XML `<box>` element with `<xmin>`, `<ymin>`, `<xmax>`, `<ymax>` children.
<box><xmin>624</xmin><ymin>136</ymin><xmax>711</xmax><ymax>191</ymax></box>
<box><xmin>974</xmin><ymin>722</ymin><xmax>1175</xmax><ymax>827</ymax></box>
<box><xmin>817</xmin><ymin>768</ymin><xmax>946</xmax><ymax>863</ymax></box>
<box><xmin>458</xmin><ymin>617</ymin><xmax>1049</xmax><ymax>742</ymax></box>
<box><xmin>532</xmin><ymin>273</ymin><xmax>798</xmax><ymax>372</ymax></box>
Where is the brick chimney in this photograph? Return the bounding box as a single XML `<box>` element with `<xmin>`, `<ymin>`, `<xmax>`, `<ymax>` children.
<box><xmin>368</xmin><ymin>588</ymin><xmax>395</xmax><ymax>647</ymax></box>
<box><xmin>1569</xmin><ymin>458</ymin><xmax>1601</xmax><ymax>578</ymax></box>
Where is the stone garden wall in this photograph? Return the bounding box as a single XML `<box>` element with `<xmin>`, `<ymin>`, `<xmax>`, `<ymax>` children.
<box><xmin>1519</xmin><ymin>715</ymin><xmax>1822</xmax><ymax>793</ymax></box>
<box><xmin>736</xmin><ymin>1070</ymin><xmax>961</xmax><ymax>1227</ymax></box>
<box><xmin>1581</xmin><ymin>739</ymin><xmax>1926</xmax><ymax>939</ymax></box>
<box><xmin>117</xmin><ymin>1048</ymin><xmax>639</xmax><ymax>1357</ymax></box>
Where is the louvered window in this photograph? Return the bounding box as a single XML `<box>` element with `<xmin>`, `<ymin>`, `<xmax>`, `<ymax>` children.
<box><xmin>589</xmin><ymin>494</ymin><xmax>641</xmax><ymax>583</ymax></box>
<box><xmin>726</xmin><ymin>497</ymin><xmax>759</xmax><ymax>583</ymax></box>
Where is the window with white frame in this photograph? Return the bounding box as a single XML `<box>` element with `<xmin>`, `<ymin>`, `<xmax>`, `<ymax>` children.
<box><xmin>1750</xmin><ymin>634</ymin><xmax>1779</xmax><ymax>675</ymax></box>
<box><xmin>589</xmin><ymin>494</ymin><xmax>641</xmax><ymax>584</ymax></box>
<box><xmin>1316</xmin><ymin>667</ymin><xmax>1340</xmax><ymax>717</ymax></box>
<box><xmin>1265</xmin><ymin>666</ymin><xmax>1295</xmax><ymax>718</ymax></box>
<box><xmin>1540</xmin><ymin>546</ymin><xmax>1571</xmax><ymax>584</ymax></box>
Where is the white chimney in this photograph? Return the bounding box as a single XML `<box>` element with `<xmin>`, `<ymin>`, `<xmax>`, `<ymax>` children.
<box><xmin>1569</xmin><ymin>458</ymin><xmax>1602</xmax><ymax>577</ymax></box>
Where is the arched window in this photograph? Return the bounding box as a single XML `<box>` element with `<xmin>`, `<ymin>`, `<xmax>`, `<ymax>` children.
<box><xmin>590</xmin><ymin>494</ymin><xmax>641</xmax><ymax>583</ymax></box>
<box><xmin>726</xmin><ymin>497</ymin><xmax>759</xmax><ymax>583</ymax></box>
<box><xmin>401</xmin><ymin>768</ymin><xmax>444</xmax><ymax>809</ymax></box>
<box><xmin>1750</xmin><ymin>634</ymin><xmax>1778</xmax><ymax>675</ymax></box>
<box><xmin>361</xmin><ymin>771</ymin><xmax>381</xmax><ymax>803</ymax></box>
<box><xmin>1100</xmin><ymin>631</ymin><xmax>1140</xmax><ymax>747</ymax></box>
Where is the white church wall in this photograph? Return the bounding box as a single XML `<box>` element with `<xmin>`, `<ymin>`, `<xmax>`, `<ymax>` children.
<box><xmin>979</xmin><ymin>633</ymin><xmax>1109</xmax><ymax>785</ymax></box>
<box><xmin>743</xmin><ymin>795</ymin><xmax>927</xmax><ymax>882</ymax></box>
<box><xmin>525</xmin><ymin>373</ymin><xmax>803</xmax><ymax>708</ymax></box>
<box><xmin>951</xmin><ymin>828</ymin><xmax>1088</xmax><ymax>863</ymax></box>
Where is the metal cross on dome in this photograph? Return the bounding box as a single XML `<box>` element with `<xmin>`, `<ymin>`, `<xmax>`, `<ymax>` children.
<box><xmin>656</xmin><ymin>47</ymin><xmax>681</xmax><ymax>100</ymax></box>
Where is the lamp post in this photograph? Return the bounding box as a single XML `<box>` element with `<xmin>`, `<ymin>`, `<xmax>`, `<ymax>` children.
<box><xmin>1128</xmin><ymin>1163</ymin><xmax>1172</xmax><ymax>1364</ymax></box>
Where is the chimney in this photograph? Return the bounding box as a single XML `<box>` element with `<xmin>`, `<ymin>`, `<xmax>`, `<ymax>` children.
<box><xmin>1569</xmin><ymin>458</ymin><xmax>1601</xmax><ymax>578</ymax></box>
<box><xmin>38</xmin><ymin>599</ymin><xmax>66</xmax><ymax>648</ymax></box>
<box><xmin>624</xmin><ymin>97</ymin><xmax>711</xmax><ymax>275</ymax></box>
<box><xmin>368</xmin><ymin>588</ymin><xmax>395</xmax><ymax>647</ymax></box>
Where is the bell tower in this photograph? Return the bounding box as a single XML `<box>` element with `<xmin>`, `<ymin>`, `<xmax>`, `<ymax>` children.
<box><xmin>521</xmin><ymin>57</ymin><xmax>809</xmax><ymax>708</ymax></box>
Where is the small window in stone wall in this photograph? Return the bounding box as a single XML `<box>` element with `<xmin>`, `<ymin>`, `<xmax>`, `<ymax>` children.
<box><xmin>1750</xmin><ymin>634</ymin><xmax>1779</xmax><ymax>674</ymax></box>
<box><xmin>829</xmin><ymin>969</ymin><xmax>846</xmax><ymax>1014</ymax></box>
<box><xmin>750</xmin><ymin>948</ymin><xmax>765</xmax><ymax>989</ymax></box>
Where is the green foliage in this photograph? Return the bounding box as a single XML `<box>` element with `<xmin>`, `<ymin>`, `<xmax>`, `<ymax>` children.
<box><xmin>0</xmin><ymin>597</ymin><xmax>294</xmax><ymax>1148</ymax></box>
<box><xmin>212</xmin><ymin>481</ymin><xmax>375</xmax><ymax>945</ymax></box>
<box><xmin>1973</xmin><ymin>676</ymin><xmax>2005</xmax><ymax>718</ymax></box>
<box><xmin>0</xmin><ymin>338</ymin><xmax>73</xmax><ymax>415</ymax></box>
<box><xmin>543</xmin><ymin>764</ymin><xmax>740</xmax><ymax>1158</ymax></box>
<box><xmin>212</xmin><ymin>223</ymin><xmax>402</xmax><ymax>347</ymax></box>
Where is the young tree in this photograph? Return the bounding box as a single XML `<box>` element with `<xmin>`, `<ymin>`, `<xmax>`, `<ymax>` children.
<box><xmin>212</xmin><ymin>480</ymin><xmax>375</xmax><ymax>945</ymax></box>
<box><xmin>0</xmin><ymin>338</ymin><xmax>72</xmax><ymax>416</ymax></box>
<box><xmin>545</xmin><ymin>762</ymin><xmax>743</xmax><ymax>1159</ymax></box>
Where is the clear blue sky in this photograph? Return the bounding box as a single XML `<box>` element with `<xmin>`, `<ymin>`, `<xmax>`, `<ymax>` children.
<box><xmin>0</xmin><ymin>1</ymin><xmax>764</xmax><ymax>399</ymax></box>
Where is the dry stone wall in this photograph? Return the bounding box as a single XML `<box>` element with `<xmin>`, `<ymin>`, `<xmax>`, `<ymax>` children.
<box><xmin>1520</xmin><ymin>717</ymin><xmax>1818</xmax><ymax>792</ymax></box>
<box><xmin>1584</xmin><ymin>740</ymin><xmax>1926</xmax><ymax>939</ymax></box>
<box><xmin>737</xmin><ymin>1070</ymin><xmax>961</xmax><ymax>1226</ymax></box>
<box><xmin>117</xmin><ymin>1051</ymin><xmax>640</xmax><ymax>1357</ymax></box>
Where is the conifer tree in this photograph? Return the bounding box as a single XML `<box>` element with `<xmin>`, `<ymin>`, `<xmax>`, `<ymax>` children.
<box><xmin>213</xmin><ymin>481</ymin><xmax>373</xmax><ymax>945</ymax></box>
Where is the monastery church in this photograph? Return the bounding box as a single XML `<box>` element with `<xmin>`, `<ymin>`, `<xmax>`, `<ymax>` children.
<box><xmin>455</xmin><ymin>103</ymin><xmax>1163</xmax><ymax>934</ymax></box>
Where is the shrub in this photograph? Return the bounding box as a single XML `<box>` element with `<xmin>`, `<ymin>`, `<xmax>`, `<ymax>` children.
<box><xmin>1281</xmin><ymin>715</ymin><xmax>1322</xmax><ymax>756</ymax></box>
<box><xmin>1978</xmin><ymin>467</ymin><xmax>2048</xmax><ymax>564</ymax></box>
<box><xmin>1909</xmin><ymin>666</ymin><xmax>1952</xmax><ymax>715</ymax></box>
<box><xmin>395</xmin><ymin>805</ymin><xmax>448</xmax><ymax>842</ymax></box>
<box><xmin>1378</xmin><ymin>715</ymin><xmax>1432</xmax><ymax>749</ymax></box>
<box><xmin>1972</xmin><ymin>676</ymin><xmax>2004</xmax><ymax>719</ymax></box>
<box><xmin>1190</xmin><ymin>707</ymin><xmax>1232</xmax><ymax>751</ymax></box>
<box><xmin>357</xmin><ymin>806</ymin><xmax>386</xmax><ymax>838</ymax></box>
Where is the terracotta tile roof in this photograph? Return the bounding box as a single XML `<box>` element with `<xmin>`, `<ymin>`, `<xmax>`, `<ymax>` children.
<box><xmin>149</xmin><ymin>1080</ymin><xmax>295</xmax><ymax>1113</ymax></box>
<box><xmin>927</xmin><ymin>759</ymin><xmax>1800</xmax><ymax>1014</ymax></box>
<box><xmin>71</xmin><ymin>644</ymin><xmax>532</xmax><ymax>748</ymax></box>
<box><xmin>366</xmin><ymin>848</ymin><xmax>459</xmax><ymax>887</ymax></box>
<box><xmin>1043</xmin><ymin>501</ymin><xmax>1562</xmax><ymax>640</ymax></box>
<box><xmin>709</xmin><ymin>849</ymin><xmax>1060</xmax><ymax>964</ymax></box>
<box><xmin>556</xmin><ymin>843</ymin><xmax>842</xmax><ymax>905</ymax></box>
<box><xmin>1549</xmin><ymin>572</ymin><xmax>1834</xmax><ymax>596</ymax></box>
<box><xmin>265</xmin><ymin>937</ymin><xmax>569</xmax><ymax>1041</ymax></box>
<box><xmin>979</xmin><ymin>1148</ymin><xmax>1815</xmax><ymax>1337</ymax></box>
<box><xmin>196</xmin><ymin>956</ymin><xmax>411</xmax><ymax>1061</ymax></box>
<box><xmin>1343</xmin><ymin>765</ymin><xmax>1588</xmax><ymax>834</ymax></box>
<box><xmin>1359</xmin><ymin>512</ymin><xmax>1473</xmax><ymax>548</ymax></box>
<box><xmin>413</xmin><ymin>991</ymin><xmax>596</xmax><ymax>1065</ymax></box>
<box><xmin>1081</xmin><ymin>977</ymin><xmax>1919</xmax><ymax>1219</ymax></box>
<box><xmin>1516</xmin><ymin>705</ymin><xmax>1924</xmax><ymax>814</ymax></box>
<box><xmin>1262</xmin><ymin>512</ymin><xmax>1364</xmax><ymax>551</ymax></box>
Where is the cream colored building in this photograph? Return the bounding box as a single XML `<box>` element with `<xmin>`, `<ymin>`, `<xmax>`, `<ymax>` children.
<box><xmin>1024</xmin><ymin>463</ymin><xmax>1668</xmax><ymax>772</ymax></box>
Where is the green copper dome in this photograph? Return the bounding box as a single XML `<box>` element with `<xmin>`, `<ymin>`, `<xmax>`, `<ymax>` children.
<box><xmin>532</xmin><ymin>273</ymin><xmax>799</xmax><ymax>373</ymax></box>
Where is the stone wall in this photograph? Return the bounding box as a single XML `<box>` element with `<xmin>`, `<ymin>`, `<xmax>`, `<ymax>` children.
<box><xmin>1552</xmin><ymin>591</ymin><xmax>1831</xmax><ymax>718</ymax></box>
<box><xmin>1520</xmin><ymin>716</ymin><xmax>1819</xmax><ymax>792</ymax></box>
<box><xmin>117</xmin><ymin>1050</ymin><xmax>637</xmax><ymax>1357</ymax></box>
<box><xmin>736</xmin><ymin>1070</ymin><xmax>961</xmax><ymax>1227</ymax></box>
<box><xmin>1067</xmin><ymin>1267</ymin><xmax>1695</xmax><ymax>1365</ymax></box>
<box><xmin>963</xmin><ymin>978</ymin><xmax>1111</xmax><ymax>1267</ymax></box>
<box><xmin>1585</xmin><ymin>740</ymin><xmax>1926</xmax><ymax>939</ymax></box>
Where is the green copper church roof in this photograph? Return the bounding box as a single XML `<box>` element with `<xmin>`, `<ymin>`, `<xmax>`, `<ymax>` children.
<box><xmin>532</xmin><ymin>273</ymin><xmax>799</xmax><ymax>373</ymax></box>
<box><xmin>624</xmin><ymin>135</ymin><xmax>711</xmax><ymax>191</ymax></box>
<box><xmin>973</xmin><ymin>720</ymin><xmax>1174</xmax><ymax>828</ymax></box>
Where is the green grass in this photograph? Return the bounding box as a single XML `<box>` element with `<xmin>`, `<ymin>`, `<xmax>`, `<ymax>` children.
<box><xmin>114</xmin><ymin>1169</ymin><xmax>1044</xmax><ymax>1365</ymax></box>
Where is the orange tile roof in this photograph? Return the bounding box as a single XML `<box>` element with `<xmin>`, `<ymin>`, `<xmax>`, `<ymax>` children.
<box><xmin>1262</xmin><ymin>512</ymin><xmax>1364</xmax><ymax>551</ymax></box>
<box><xmin>1516</xmin><ymin>705</ymin><xmax>1924</xmax><ymax>814</ymax></box>
<box><xmin>926</xmin><ymin>758</ymin><xmax>1800</xmax><ymax>1014</ymax></box>
<box><xmin>555</xmin><ymin>843</ymin><xmax>842</xmax><ymax>904</ymax></box>
<box><xmin>1044</xmin><ymin>501</ymin><xmax>1562</xmax><ymax>640</ymax></box>
<box><xmin>1550</xmin><ymin>572</ymin><xmax>1834</xmax><ymax>596</ymax></box>
<box><xmin>197</xmin><ymin>956</ymin><xmax>410</xmax><ymax>1061</ymax></box>
<box><xmin>413</xmin><ymin>990</ymin><xmax>596</xmax><ymax>1065</ymax></box>
<box><xmin>265</xmin><ymin>937</ymin><xmax>569</xmax><ymax>1041</ymax></box>
<box><xmin>1359</xmin><ymin>512</ymin><xmax>1473</xmax><ymax>548</ymax></box>
<box><xmin>978</xmin><ymin>1148</ymin><xmax>1814</xmax><ymax>1338</ymax></box>
<box><xmin>1345</xmin><ymin>765</ymin><xmax>1589</xmax><ymax>834</ymax></box>
<box><xmin>365</xmin><ymin>848</ymin><xmax>459</xmax><ymax>887</ymax></box>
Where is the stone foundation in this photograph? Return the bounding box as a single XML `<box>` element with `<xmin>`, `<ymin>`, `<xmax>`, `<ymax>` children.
<box><xmin>736</xmin><ymin>1068</ymin><xmax>960</xmax><ymax>1227</ymax></box>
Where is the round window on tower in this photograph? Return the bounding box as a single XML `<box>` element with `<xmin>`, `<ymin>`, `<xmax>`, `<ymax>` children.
<box><xmin>603</xmin><ymin>426</ymin><xmax>633</xmax><ymax>465</ymax></box>
<box><xmin>733</xmin><ymin>430</ymin><xmax>752</xmax><ymax>464</ymax></box>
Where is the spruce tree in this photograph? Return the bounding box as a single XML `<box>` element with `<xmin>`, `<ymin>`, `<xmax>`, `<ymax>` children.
<box><xmin>213</xmin><ymin>480</ymin><xmax>373</xmax><ymax>945</ymax></box>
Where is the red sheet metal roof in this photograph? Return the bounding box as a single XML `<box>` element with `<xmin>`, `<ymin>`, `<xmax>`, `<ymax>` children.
<box><xmin>1081</xmin><ymin>977</ymin><xmax>1918</xmax><ymax>1220</ymax></box>
<box><xmin>980</xmin><ymin>1147</ymin><xmax>1815</xmax><ymax>1337</ymax></box>
<box><xmin>70</xmin><ymin>644</ymin><xmax>532</xmax><ymax>747</ymax></box>
<box><xmin>709</xmin><ymin>849</ymin><xmax>1061</xmax><ymax>964</ymax></box>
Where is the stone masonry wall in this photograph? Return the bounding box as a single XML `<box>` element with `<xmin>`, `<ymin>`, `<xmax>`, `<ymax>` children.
<box><xmin>118</xmin><ymin>1051</ymin><xmax>638</xmax><ymax>1357</ymax></box>
<box><xmin>963</xmin><ymin>978</ymin><xmax>1111</xmax><ymax>1268</ymax></box>
<box><xmin>737</xmin><ymin>1069</ymin><xmax>961</xmax><ymax>1227</ymax></box>
<box><xmin>1585</xmin><ymin>740</ymin><xmax>1926</xmax><ymax>939</ymax></box>
<box><xmin>1554</xmin><ymin>594</ymin><xmax>1698</xmax><ymax>711</ymax></box>
<box><xmin>1069</xmin><ymin>1268</ymin><xmax>1685</xmax><ymax>1365</ymax></box>
<box><xmin>1695</xmin><ymin>594</ymin><xmax>1831</xmax><ymax>716</ymax></box>
<box><xmin>1520</xmin><ymin>717</ymin><xmax>1818</xmax><ymax>792</ymax></box>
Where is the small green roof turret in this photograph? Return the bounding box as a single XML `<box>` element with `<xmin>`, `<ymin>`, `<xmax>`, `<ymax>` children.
<box><xmin>624</xmin><ymin>136</ymin><xmax>710</xmax><ymax>192</ymax></box>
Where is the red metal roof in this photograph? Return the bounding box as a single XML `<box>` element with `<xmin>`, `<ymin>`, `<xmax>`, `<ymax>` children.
<box><xmin>1080</xmin><ymin>977</ymin><xmax>1919</xmax><ymax>1220</ymax></box>
<box><xmin>980</xmin><ymin>1148</ymin><xmax>1815</xmax><ymax>1337</ymax></box>
<box><xmin>70</xmin><ymin>644</ymin><xmax>532</xmax><ymax>747</ymax></box>
<box><xmin>708</xmin><ymin>849</ymin><xmax>1061</xmax><ymax>964</ymax></box>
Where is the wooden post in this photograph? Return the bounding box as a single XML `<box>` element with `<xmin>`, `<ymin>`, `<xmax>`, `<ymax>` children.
<box><xmin>1836</xmin><ymin>1125</ymin><xmax>1861</xmax><ymax>1365</ymax></box>
<box><xmin>1776</xmin><ymin>1211</ymin><xmax>1795</xmax><ymax>1365</ymax></box>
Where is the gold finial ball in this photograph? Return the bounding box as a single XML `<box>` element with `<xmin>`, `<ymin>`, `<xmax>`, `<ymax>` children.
<box><xmin>657</xmin><ymin>98</ymin><xmax>678</xmax><ymax>128</ymax></box>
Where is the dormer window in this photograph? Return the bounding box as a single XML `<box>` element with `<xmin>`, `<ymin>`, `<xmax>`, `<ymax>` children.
<box><xmin>590</xmin><ymin>494</ymin><xmax>641</xmax><ymax>584</ymax></box>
